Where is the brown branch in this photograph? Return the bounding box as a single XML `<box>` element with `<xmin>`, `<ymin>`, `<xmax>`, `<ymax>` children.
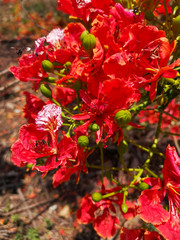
<box><xmin>2</xmin><ymin>196</ymin><xmax>58</xmax><ymax>217</ymax></box>
<box><xmin>0</xmin><ymin>79</ymin><xmax>19</xmax><ymax>93</ymax></box>
<box><xmin>0</xmin><ymin>68</ymin><xmax>10</xmax><ymax>77</ymax></box>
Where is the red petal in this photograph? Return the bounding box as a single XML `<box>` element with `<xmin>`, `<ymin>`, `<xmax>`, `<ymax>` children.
<box><xmin>76</xmin><ymin>195</ymin><xmax>97</xmax><ymax>224</ymax></box>
<box><xmin>138</xmin><ymin>189</ymin><xmax>169</xmax><ymax>225</ymax></box>
<box><xmin>93</xmin><ymin>209</ymin><xmax>119</xmax><ymax>238</ymax></box>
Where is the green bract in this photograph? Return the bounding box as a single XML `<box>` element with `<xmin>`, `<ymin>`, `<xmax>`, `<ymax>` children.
<box><xmin>92</xmin><ymin>192</ymin><xmax>102</xmax><ymax>202</ymax></box>
<box><xmin>40</xmin><ymin>83</ymin><xmax>52</xmax><ymax>99</ymax></box>
<box><xmin>77</xmin><ymin>135</ymin><xmax>89</xmax><ymax>147</ymax></box>
<box><xmin>42</xmin><ymin>60</ymin><xmax>54</xmax><ymax>73</ymax></box>
<box><xmin>115</xmin><ymin>110</ymin><xmax>131</xmax><ymax>126</ymax></box>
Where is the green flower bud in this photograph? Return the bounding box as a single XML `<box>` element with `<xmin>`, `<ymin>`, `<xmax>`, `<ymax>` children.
<box><xmin>77</xmin><ymin>135</ymin><xmax>89</xmax><ymax>147</ymax></box>
<box><xmin>138</xmin><ymin>182</ymin><xmax>149</xmax><ymax>191</ymax></box>
<box><xmin>64</xmin><ymin>61</ymin><xmax>71</xmax><ymax>69</ymax></box>
<box><xmin>90</xmin><ymin>123</ymin><xmax>99</xmax><ymax>132</ymax></box>
<box><xmin>121</xmin><ymin>203</ymin><xmax>128</xmax><ymax>213</ymax></box>
<box><xmin>118</xmin><ymin>140</ymin><xmax>128</xmax><ymax>155</ymax></box>
<box><xmin>42</xmin><ymin>60</ymin><xmax>54</xmax><ymax>73</ymax></box>
<box><xmin>46</xmin><ymin>76</ymin><xmax>56</xmax><ymax>83</ymax></box>
<box><xmin>173</xmin><ymin>15</ymin><xmax>180</xmax><ymax>38</ymax></box>
<box><xmin>40</xmin><ymin>83</ymin><xmax>52</xmax><ymax>99</ymax></box>
<box><xmin>26</xmin><ymin>163</ymin><xmax>33</xmax><ymax>170</ymax></box>
<box><xmin>82</xmin><ymin>33</ymin><xmax>96</xmax><ymax>56</ymax></box>
<box><xmin>80</xmin><ymin>30</ymin><xmax>89</xmax><ymax>43</ymax></box>
<box><xmin>115</xmin><ymin>110</ymin><xmax>131</xmax><ymax>126</ymax></box>
<box><xmin>92</xmin><ymin>192</ymin><xmax>102</xmax><ymax>202</ymax></box>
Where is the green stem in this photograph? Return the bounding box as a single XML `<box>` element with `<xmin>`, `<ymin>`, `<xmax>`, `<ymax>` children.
<box><xmin>119</xmin><ymin>156</ymin><xmax>133</xmax><ymax>177</ymax></box>
<box><xmin>144</xmin><ymin>111</ymin><xmax>163</xmax><ymax>168</ymax></box>
<box><xmin>162</xmin><ymin>0</ymin><xmax>169</xmax><ymax>20</ymax></box>
<box><xmin>162</xmin><ymin>78</ymin><xmax>177</xmax><ymax>85</ymax></box>
<box><xmin>86</xmin><ymin>164</ymin><xmax>141</xmax><ymax>172</ymax></box>
<box><xmin>144</xmin><ymin>166</ymin><xmax>159</xmax><ymax>178</ymax></box>
<box><xmin>51</xmin><ymin>98</ymin><xmax>60</xmax><ymax>106</ymax></box>
<box><xmin>129</xmin><ymin>169</ymin><xmax>144</xmax><ymax>187</ymax></box>
<box><xmin>125</xmin><ymin>136</ymin><xmax>164</xmax><ymax>157</ymax></box>
<box><xmin>161</xmin><ymin>131</ymin><xmax>180</xmax><ymax>137</ymax></box>
<box><xmin>155</xmin><ymin>111</ymin><xmax>163</xmax><ymax>139</ymax></box>
<box><xmin>125</xmin><ymin>136</ymin><xmax>150</xmax><ymax>153</ymax></box>
<box><xmin>54</xmin><ymin>71</ymin><xmax>66</xmax><ymax>77</ymax></box>
<box><xmin>62</xmin><ymin>123</ymin><xmax>71</xmax><ymax>127</ymax></box>
<box><xmin>99</xmin><ymin>142</ymin><xmax>104</xmax><ymax>183</ymax></box>
<box><xmin>151</xmin><ymin>0</ymin><xmax>161</xmax><ymax>12</ymax></box>
<box><xmin>66</xmin><ymin>123</ymin><xmax>75</xmax><ymax>137</ymax></box>
<box><xmin>102</xmin><ymin>189</ymin><xmax>122</xmax><ymax>199</ymax></box>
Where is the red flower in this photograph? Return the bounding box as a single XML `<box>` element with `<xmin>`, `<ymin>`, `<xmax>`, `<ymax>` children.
<box><xmin>120</xmin><ymin>227</ymin><xmax>164</xmax><ymax>240</ymax></box>
<box><xmin>138</xmin><ymin>99</ymin><xmax>180</xmax><ymax>130</ymax></box>
<box><xmin>23</xmin><ymin>92</ymin><xmax>45</xmax><ymax>124</ymax></box>
<box><xmin>77</xmin><ymin>187</ymin><xmax>136</xmax><ymax>238</ymax></box>
<box><xmin>52</xmin><ymin>133</ymin><xmax>92</xmax><ymax>187</ymax></box>
<box><xmin>57</xmin><ymin>0</ymin><xmax>114</xmax><ymax>22</ymax></box>
<box><xmin>11</xmin><ymin>104</ymin><xmax>63</xmax><ymax>168</ymax></box>
<box><xmin>72</xmin><ymin>79</ymin><xmax>140</xmax><ymax>143</ymax></box>
<box><xmin>10</xmin><ymin>53</ymin><xmax>47</xmax><ymax>85</ymax></box>
<box><xmin>138</xmin><ymin>145</ymin><xmax>180</xmax><ymax>240</ymax></box>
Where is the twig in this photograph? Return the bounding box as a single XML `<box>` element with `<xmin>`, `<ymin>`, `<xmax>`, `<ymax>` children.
<box><xmin>0</xmin><ymin>68</ymin><xmax>10</xmax><ymax>77</ymax></box>
<box><xmin>17</xmin><ymin>188</ymin><xmax>36</xmax><ymax>228</ymax></box>
<box><xmin>19</xmin><ymin>0</ymin><xmax>50</xmax><ymax>33</ymax></box>
<box><xmin>2</xmin><ymin>195</ymin><xmax>58</xmax><ymax>217</ymax></box>
<box><xmin>173</xmin><ymin>136</ymin><xmax>180</xmax><ymax>156</ymax></box>
<box><xmin>0</xmin><ymin>79</ymin><xmax>19</xmax><ymax>93</ymax></box>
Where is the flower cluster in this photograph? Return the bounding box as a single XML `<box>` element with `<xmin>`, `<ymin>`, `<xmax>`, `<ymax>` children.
<box><xmin>10</xmin><ymin>0</ymin><xmax>180</xmax><ymax>239</ymax></box>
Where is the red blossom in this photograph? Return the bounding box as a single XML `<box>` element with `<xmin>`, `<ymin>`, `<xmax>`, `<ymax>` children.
<box><xmin>120</xmin><ymin>227</ymin><xmax>164</xmax><ymax>240</ymax></box>
<box><xmin>23</xmin><ymin>92</ymin><xmax>45</xmax><ymax>124</ymax></box>
<box><xmin>138</xmin><ymin>145</ymin><xmax>180</xmax><ymax>240</ymax></box>
<box><xmin>77</xmin><ymin>187</ymin><xmax>136</xmax><ymax>238</ymax></box>
<box><xmin>72</xmin><ymin>79</ymin><xmax>140</xmax><ymax>143</ymax></box>
<box><xmin>57</xmin><ymin>0</ymin><xmax>114</xmax><ymax>22</ymax></box>
<box><xmin>139</xmin><ymin>99</ymin><xmax>180</xmax><ymax>130</ymax></box>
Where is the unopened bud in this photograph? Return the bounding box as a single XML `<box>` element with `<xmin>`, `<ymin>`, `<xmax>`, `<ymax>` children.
<box><xmin>80</xmin><ymin>30</ymin><xmax>89</xmax><ymax>43</ymax></box>
<box><xmin>90</xmin><ymin>123</ymin><xmax>99</xmax><ymax>132</ymax></box>
<box><xmin>156</xmin><ymin>95</ymin><xmax>167</xmax><ymax>106</ymax></box>
<box><xmin>82</xmin><ymin>33</ymin><xmax>96</xmax><ymax>56</ymax></box>
<box><xmin>121</xmin><ymin>203</ymin><xmax>128</xmax><ymax>213</ymax></box>
<box><xmin>115</xmin><ymin>110</ymin><xmax>131</xmax><ymax>126</ymax></box>
<box><xmin>173</xmin><ymin>15</ymin><xmax>180</xmax><ymax>38</ymax></box>
<box><xmin>64</xmin><ymin>61</ymin><xmax>71</xmax><ymax>69</ymax></box>
<box><xmin>46</xmin><ymin>76</ymin><xmax>56</xmax><ymax>83</ymax></box>
<box><xmin>138</xmin><ymin>182</ymin><xmax>149</xmax><ymax>191</ymax></box>
<box><xmin>40</xmin><ymin>83</ymin><xmax>52</xmax><ymax>99</ymax></box>
<box><xmin>42</xmin><ymin>60</ymin><xmax>54</xmax><ymax>73</ymax></box>
<box><xmin>77</xmin><ymin>135</ymin><xmax>89</xmax><ymax>147</ymax></box>
<box><xmin>92</xmin><ymin>192</ymin><xmax>102</xmax><ymax>202</ymax></box>
<box><xmin>118</xmin><ymin>140</ymin><xmax>128</xmax><ymax>155</ymax></box>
